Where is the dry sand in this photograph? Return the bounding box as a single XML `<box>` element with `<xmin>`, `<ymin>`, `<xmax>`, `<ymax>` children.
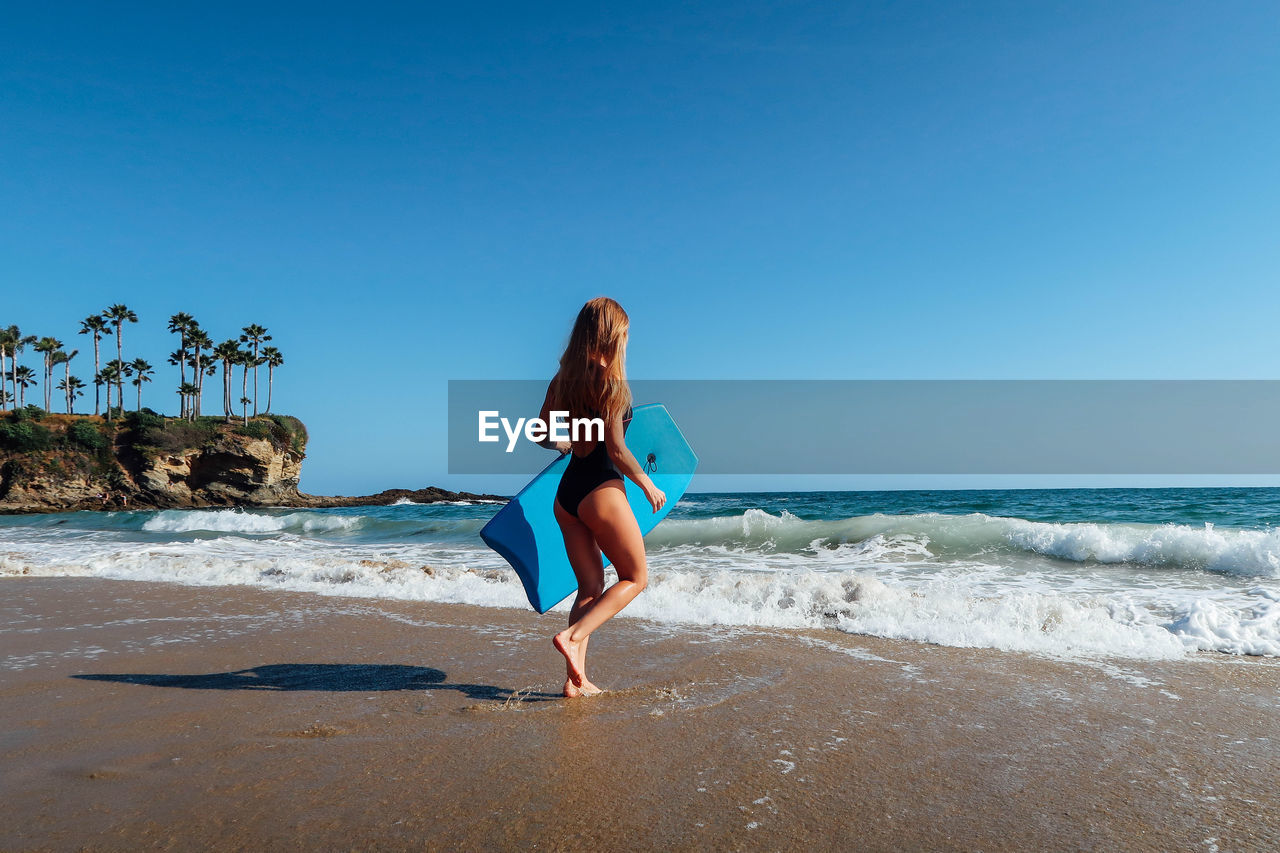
<box><xmin>2</xmin><ymin>577</ymin><xmax>1278</xmax><ymax>851</ymax></box>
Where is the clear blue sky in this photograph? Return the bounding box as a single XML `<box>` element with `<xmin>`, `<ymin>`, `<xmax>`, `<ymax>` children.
<box><xmin>4</xmin><ymin>2</ymin><xmax>1278</xmax><ymax>495</ymax></box>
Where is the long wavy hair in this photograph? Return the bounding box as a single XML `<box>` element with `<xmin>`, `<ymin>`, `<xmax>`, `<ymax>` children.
<box><xmin>551</xmin><ymin>297</ymin><xmax>632</xmax><ymax>436</ymax></box>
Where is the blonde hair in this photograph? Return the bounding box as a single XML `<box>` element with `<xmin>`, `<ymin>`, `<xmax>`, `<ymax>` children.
<box><xmin>551</xmin><ymin>297</ymin><xmax>632</xmax><ymax>433</ymax></box>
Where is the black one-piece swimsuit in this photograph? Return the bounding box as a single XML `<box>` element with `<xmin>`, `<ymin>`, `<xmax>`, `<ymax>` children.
<box><xmin>555</xmin><ymin>406</ymin><xmax>633</xmax><ymax>518</ymax></box>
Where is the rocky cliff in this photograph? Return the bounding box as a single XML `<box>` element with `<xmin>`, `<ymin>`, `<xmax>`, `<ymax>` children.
<box><xmin>0</xmin><ymin>410</ymin><xmax>307</xmax><ymax>512</ymax></box>
<box><xmin>0</xmin><ymin>409</ymin><xmax>502</xmax><ymax>514</ymax></box>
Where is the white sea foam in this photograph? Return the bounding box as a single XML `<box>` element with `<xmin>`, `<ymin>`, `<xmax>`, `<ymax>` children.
<box><xmin>2</xmin><ymin>535</ymin><xmax>1276</xmax><ymax>660</ymax></box>
<box><xmin>7</xmin><ymin>506</ymin><xmax>1280</xmax><ymax>661</ymax></box>
<box><xmin>142</xmin><ymin>509</ymin><xmax>361</xmax><ymax>535</ymax></box>
<box><xmin>624</xmin><ymin>565</ymin><xmax>1193</xmax><ymax>659</ymax></box>
<box><xmin>1166</xmin><ymin>597</ymin><xmax>1280</xmax><ymax>656</ymax></box>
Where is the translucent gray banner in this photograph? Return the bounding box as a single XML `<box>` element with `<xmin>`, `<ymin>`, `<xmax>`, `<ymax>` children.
<box><xmin>448</xmin><ymin>380</ymin><xmax>1280</xmax><ymax>475</ymax></box>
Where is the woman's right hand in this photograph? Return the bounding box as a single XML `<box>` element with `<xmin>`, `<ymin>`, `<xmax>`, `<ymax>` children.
<box><xmin>643</xmin><ymin>483</ymin><xmax>666</xmax><ymax>513</ymax></box>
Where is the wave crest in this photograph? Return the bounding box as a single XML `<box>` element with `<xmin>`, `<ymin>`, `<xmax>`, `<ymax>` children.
<box><xmin>142</xmin><ymin>509</ymin><xmax>362</xmax><ymax>535</ymax></box>
<box><xmin>649</xmin><ymin>511</ymin><xmax>1280</xmax><ymax>577</ymax></box>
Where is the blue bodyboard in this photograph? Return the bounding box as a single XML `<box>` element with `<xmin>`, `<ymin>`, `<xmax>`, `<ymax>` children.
<box><xmin>479</xmin><ymin>403</ymin><xmax>698</xmax><ymax>613</ymax></box>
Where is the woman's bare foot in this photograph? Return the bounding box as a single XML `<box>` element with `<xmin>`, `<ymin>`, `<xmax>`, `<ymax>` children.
<box><xmin>563</xmin><ymin>678</ymin><xmax>604</xmax><ymax>698</ymax></box>
<box><xmin>553</xmin><ymin>629</ymin><xmax>586</xmax><ymax>686</ymax></box>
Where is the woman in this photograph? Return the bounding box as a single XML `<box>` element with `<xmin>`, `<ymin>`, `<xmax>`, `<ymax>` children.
<box><xmin>537</xmin><ymin>297</ymin><xmax>666</xmax><ymax>698</ymax></box>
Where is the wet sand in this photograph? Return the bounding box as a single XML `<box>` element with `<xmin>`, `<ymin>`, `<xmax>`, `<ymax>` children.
<box><xmin>2</xmin><ymin>577</ymin><xmax>1278</xmax><ymax>851</ymax></box>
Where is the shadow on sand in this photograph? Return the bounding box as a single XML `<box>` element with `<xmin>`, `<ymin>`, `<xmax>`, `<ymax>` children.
<box><xmin>74</xmin><ymin>663</ymin><xmax>561</xmax><ymax>702</ymax></box>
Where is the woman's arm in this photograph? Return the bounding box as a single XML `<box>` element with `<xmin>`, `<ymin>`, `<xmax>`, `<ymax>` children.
<box><xmin>536</xmin><ymin>379</ymin><xmax>572</xmax><ymax>454</ymax></box>
<box><xmin>603</xmin><ymin>410</ymin><xmax>666</xmax><ymax>512</ymax></box>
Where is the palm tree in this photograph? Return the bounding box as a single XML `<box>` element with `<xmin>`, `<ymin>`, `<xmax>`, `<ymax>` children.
<box><xmin>14</xmin><ymin>365</ymin><xmax>35</xmax><ymax>407</ymax></box>
<box><xmin>202</xmin><ymin>360</ymin><xmax>218</xmax><ymax>418</ymax></box>
<box><xmin>261</xmin><ymin>346</ymin><xmax>283</xmax><ymax>414</ymax></box>
<box><xmin>239</xmin><ymin>396</ymin><xmax>251</xmax><ymax>426</ymax></box>
<box><xmin>213</xmin><ymin>339</ymin><xmax>239</xmax><ymax>421</ymax></box>
<box><xmin>0</xmin><ymin>327</ymin><xmax>13</xmax><ymax>410</ymax></box>
<box><xmin>59</xmin><ymin>349</ymin><xmax>78</xmax><ymax>414</ymax></box>
<box><xmin>51</xmin><ymin>351</ymin><xmax>67</xmax><ymax>412</ymax></box>
<box><xmin>0</xmin><ymin>325</ymin><xmax>27</xmax><ymax>409</ymax></box>
<box><xmin>57</xmin><ymin>376</ymin><xmax>86</xmax><ymax>414</ymax></box>
<box><xmin>8</xmin><ymin>330</ymin><xmax>36</xmax><ymax>409</ymax></box>
<box><xmin>239</xmin><ymin>324</ymin><xmax>271</xmax><ymax>416</ymax></box>
<box><xmin>102</xmin><ymin>304</ymin><xmax>137</xmax><ymax>412</ymax></box>
<box><xmin>189</xmin><ymin>328</ymin><xmax>212</xmax><ymax>418</ymax></box>
<box><xmin>129</xmin><ymin>358</ymin><xmax>153</xmax><ymax>411</ymax></box>
<box><xmin>167</xmin><ymin>349</ymin><xmax>187</xmax><ymax>417</ymax></box>
<box><xmin>34</xmin><ymin>337</ymin><xmax>62</xmax><ymax>411</ymax></box>
<box><xmin>179</xmin><ymin>382</ymin><xmax>200</xmax><ymax>421</ymax></box>
<box><xmin>237</xmin><ymin>347</ymin><xmax>252</xmax><ymax>424</ymax></box>
<box><xmin>78</xmin><ymin>315</ymin><xmax>109</xmax><ymax>416</ymax></box>
<box><xmin>98</xmin><ymin>363</ymin><xmax>120</xmax><ymax>418</ymax></box>
<box><xmin>103</xmin><ymin>359</ymin><xmax>129</xmax><ymax>419</ymax></box>
<box><xmin>167</xmin><ymin>313</ymin><xmax>196</xmax><ymax>397</ymax></box>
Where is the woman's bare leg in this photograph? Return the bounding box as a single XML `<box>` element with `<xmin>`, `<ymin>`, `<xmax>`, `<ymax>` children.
<box><xmin>553</xmin><ymin>481</ymin><xmax>648</xmax><ymax>686</ymax></box>
<box><xmin>554</xmin><ymin>499</ymin><xmax>605</xmax><ymax>696</ymax></box>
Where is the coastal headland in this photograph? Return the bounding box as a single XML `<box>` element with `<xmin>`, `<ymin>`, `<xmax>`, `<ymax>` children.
<box><xmin>0</xmin><ymin>407</ymin><xmax>502</xmax><ymax>514</ymax></box>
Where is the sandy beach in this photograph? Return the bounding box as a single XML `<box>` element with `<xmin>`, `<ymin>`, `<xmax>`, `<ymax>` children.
<box><xmin>1</xmin><ymin>577</ymin><xmax>1277</xmax><ymax>851</ymax></box>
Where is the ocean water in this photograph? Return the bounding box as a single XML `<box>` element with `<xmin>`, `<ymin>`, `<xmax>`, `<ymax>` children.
<box><xmin>3</xmin><ymin>488</ymin><xmax>1280</xmax><ymax>661</ymax></box>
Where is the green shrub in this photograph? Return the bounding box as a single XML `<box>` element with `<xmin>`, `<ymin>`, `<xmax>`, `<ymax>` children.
<box><xmin>123</xmin><ymin>414</ymin><xmax>218</xmax><ymax>459</ymax></box>
<box><xmin>9</xmin><ymin>405</ymin><xmax>45</xmax><ymax>423</ymax></box>
<box><xmin>68</xmin><ymin>421</ymin><xmax>110</xmax><ymax>451</ymax></box>
<box><xmin>267</xmin><ymin>419</ymin><xmax>291</xmax><ymax>448</ymax></box>
<box><xmin>267</xmin><ymin>414</ymin><xmax>307</xmax><ymax>453</ymax></box>
<box><xmin>235</xmin><ymin>420</ymin><xmax>272</xmax><ymax>440</ymax></box>
<box><xmin>150</xmin><ymin>420</ymin><xmax>218</xmax><ymax>454</ymax></box>
<box><xmin>122</xmin><ymin>409</ymin><xmax>165</xmax><ymax>431</ymax></box>
<box><xmin>0</xmin><ymin>421</ymin><xmax>54</xmax><ymax>452</ymax></box>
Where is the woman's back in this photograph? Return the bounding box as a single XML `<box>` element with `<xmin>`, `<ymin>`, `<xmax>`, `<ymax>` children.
<box><xmin>569</xmin><ymin>403</ymin><xmax>633</xmax><ymax>459</ymax></box>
